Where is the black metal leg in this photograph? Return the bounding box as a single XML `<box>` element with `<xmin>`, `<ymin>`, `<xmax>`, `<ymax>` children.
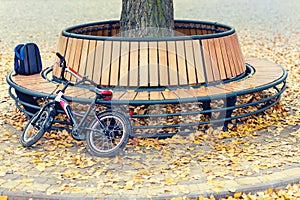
<box><xmin>223</xmin><ymin>95</ymin><xmax>237</xmax><ymax>131</ymax></box>
<box><xmin>202</xmin><ymin>100</ymin><xmax>212</xmax><ymax>118</ymax></box>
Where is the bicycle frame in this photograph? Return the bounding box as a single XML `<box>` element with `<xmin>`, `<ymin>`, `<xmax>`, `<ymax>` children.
<box><xmin>54</xmin><ymin>88</ymin><xmax>98</xmax><ymax>132</ymax></box>
<box><xmin>53</xmin><ymin>52</ymin><xmax>113</xmax><ymax>133</ymax></box>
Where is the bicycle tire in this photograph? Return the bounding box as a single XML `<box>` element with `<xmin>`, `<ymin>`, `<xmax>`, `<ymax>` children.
<box><xmin>86</xmin><ymin>111</ymin><xmax>131</xmax><ymax>157</ymax></box>
<box><xmin>21</xmin><ymin>103</ymin><xmax>55</xmax><ymax>147</ymax></box>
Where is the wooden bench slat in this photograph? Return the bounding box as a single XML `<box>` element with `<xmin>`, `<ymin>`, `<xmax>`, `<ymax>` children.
<box><xmin>139</xmin><ymin>42</ymin><xmax>149</xmax><ymax>87</ymax></box>
<box><xmin>103</xmin><ymin>24</ymin><xmax>109</xmax><ymax>36</ymax></box>
<box><xmin>176</xmin><ymin>41</ymin><xmax>188</xmax><ymax>85</ymax></box>
<box><xmin>66</xmin><ymin>38</ymin><xmax>78</xmax><ymax>80</ymax></box>
<box><xmin>101</xmin><ymin>41</ymin><xmax>112</xmax><ymax>86</ymax></box>
<box><xmin>167</xmin><ymin>41</ymin><xmax>179</xmax><ymax>86</ymax></box>
<box><xmin>192</xmin><ymin>40</ymin><xmax>205</xmax><ymax>84</ymax></box>
<box><xmin>149</xmin><ymin>91</ymin><xmax>164</xmax><ymax>100</ymax></box>
<box><xmin>225</xmin><ymin>35</ymin><xmax>238</xmax><ymax>77</ymax></box>
<box><xmin>230</xmin><ymin>34</ymin><xmax>242</xmax><ymax>75</ymax></box>
<box><xmin>161</xmin><ymin>90</ymin><xmax>178</xmax><ymax>99</ymax></box>
<box><xmin>189</xmin><ymin>86</ymin><xmax>229</xmax><ymax>97</ymax></box>
<box><xmin>119</xmin><ymin>42</ymin><xmax>130</xmax><ymax>87</ymax></box>
<box><xmin>129</xmin><ymin>42</ymin><xmax>139</xmax><ymax>87</ymax></box>
<box><xmin>149</xmin><ymin>42</ymin><xmax>159</xmax><ymax>86</ymax></box>
<box><xmin>93</xmin><ymin>40</ymin><xmax>104</xmax><ymax>84</ymax></box>
<box><xmin>53</xmin><ymin>35</ymin><xmax>68</xmax><ymax>78</ymax></box>
<box><xmin>208</xmin><ymin>38</ymin><xmax>220</xmax><ymax>82</ymax></box>
<box><xmin>173</xmin><ymin>89</ymin><xmax>195</xmax><ymax>99</ymax></box>
<box><xmin>64</xmin><ymin>37</ymin><xmax>75</xmax><ymax>80</ymax></box>
<box><xmin>232</xmin><ymin>34</ymin><xmax>245</xmax><ymax>75</ymax></box>
<box><xmin>184</xmin><ymin>40</ymin><xmax>197</xmax><ymax>85</ymax></box>
<box><xmin>190</xmin><ymin>23</ymin><xmax>197</xmax><ymax>35</ymax></box>
<box><xmin>110</xmin><ymin>41</ymin><xmax>121</xmax><ymax>86</ymax></box>
<box><xmin>111</xmin><ymin>91</ymin><xmax>126</xmax><ymax>100</ymax></box>
<box><xmin>70</xmin><ymin>39</ymin><xmax>84</xmax><ymax>82</ymax></box>
<box><xmin>214</xmin><ymin>38</ymin><xmax>227</xmax><ymax>80</ymax></box>
<box><xmin>202</xmin><ymin>40</ymin><xmax>214</xmax><ymax>83</ymax></box>
<box><xmin>135</xmin><ymin>92</ymin><xmax>149</xmax><ymax>100</ymax></box>
<box><xmin>78</xmin><ymin>39</ymin><xmax>90</xmax><ymax>77</ymax></box>
<box><xmin>119</xmin><ymin>91</ymin><xmax>137</xmax><ymax>100</ymax></box>
<box><xmin>65</xmin><ymin>88</ymin><xmax>94</xmax><ymax>99</ymax></box>
<box><xmin>219</xmin><ymin>36</ymin><xmax>232</xmax><ymax>78</ymax></box>
<box><xmin>158</xmin><ymin>41</ymin><xmax>169</xmax><ymax>86</ymax></box>
<box><xmin>11</xmin><ymin>74</ymin><xmax>49</xmax><ymax>84</ymax></box>
<box><xmin>86</xmin><ymin>40</ymin><xmax>97</xmax><ymax>81</ymax></box>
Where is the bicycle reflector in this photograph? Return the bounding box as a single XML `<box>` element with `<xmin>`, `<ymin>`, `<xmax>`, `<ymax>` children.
<box><xmin>99</xmin><ymin>90</ymin><xmax>113</xmax><ymax>101</ymax></box>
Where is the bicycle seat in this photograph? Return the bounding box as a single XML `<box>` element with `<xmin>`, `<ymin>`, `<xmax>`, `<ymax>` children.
<box><xmin>95</xmin><ymin>88</ymin><xmax>113</xmax><ymax>100</ymax></box>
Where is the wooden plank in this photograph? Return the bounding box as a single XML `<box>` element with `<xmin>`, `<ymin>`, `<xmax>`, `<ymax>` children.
<box><xmin>53</xmin><ymin>35</ymin><xmax>68</xmax><ymax>78</ymax></box>
<box><xmin>190</xmin><ymin>23</ymin><xmax>197</xmax><ymax>35</ymax></box>
<box><xmin>135</xmin><ymin>92</ymin><xmax>149</xmax><ymax>100</ymax></box>
<box><xmin>129</xmin><ymin>42</ymin><xmax>139</xmax><ymax>87</ymax></box>
<box><xmin>96</xmin><ymin>25</ymin><xmax>104</xmax><ymax>36</ymax></box>
<box><xmin>225</xmin><ymin>35</ymin><xmax>238</xmax><ymax>78</ymax></box>
<box><xmin>192</xmin><ymin>40</ymin><xmax>205</xmax><ymax>83</ymax></box>
<box><xmin>110</xmin><ymin>41</ymin><xmax>121</xmax><ymax>86</ymax></box>
<box><xmin>111</xmin><ymin>91</ymin><xmax>125</xmax><ymax>100</ymax></box>
<box><xmin>214</xmin><ymin>38</ymin><xmax>227</xmax><ymax>80</ymax></box>
<box><xmin>103</xmin><ymin>24</ymin><xmax>109</xmax><ymax>36</ymax></box>
<box><xmin>229</xmin><ymin>34</ymin><xmax>241</xmax><ymax>75</ymax></box>
<box><xmin>119</xmin><ymin>91</ymin><xmax>137</xmax><ymax>100</ymax></box>
<box><xmin>66</xmin><ymin>38</ymin><xmax>78</xmax><ymax>81</ymax></box>
<box><xmin>111</xmin><ymin>28</ymin><xmax>118</xmax><ymax>36</ymax></box>
<box><xmin>184</xmin><ymin>40</ymin><xmax>197</xmax><ymax>85</ymax></box>
<box><xmin>201</xmin><ymin>39</ymin><xmax>214</xmax><ymax>83</ymax></box>
<box><xmin>158</xmin><ymin>41</ymin><xmax>169</xmax><ymax>86</ymax></box>
<box><xmin>139</xmin><ymin>42</ymin><xmax>149</xmax><ymax>87</ymax></box>
<box><xmin>101</xmin><ymin>40</ymin><xmax>112</xmax><ymax>86</ymax></box>
<box><xmin>219</xmin><ymin>36</ymin><xmax>232</xmax><ymax>78</ymax></box>
<box><xmin>161</xmin><ymin>90</ymin><xmax>178</xmax><ymax>99</ymax></box>
<box><xmin>93</xmin><ymin>40</ymin><xmax>104</xmax><ymax>84</ymax></box>
<box><xmin>183</xmin><ymin>26</ymin><xmax>191</xmax><ymax>36</ymax></box>
<box><xmin>65</xmin><ymin>88</ymin><xmax>94</xmax><ymax>99</ymax></box>
<box><xmin>64</xmin><ymin>37</ymin><xmax>75</xmax><ymax>80</ymax></box>
<box><xmin>208</xmin><ymin>39</ymin><xmax>220</xmax><ymax>82</ymax></box>
<box><xmin>167</xmin><ymin>41</ymin><xmax>178</xmax><ymax>86</ymax></box>
<box><xmin>190</xmin><ymin>86</ymin><xmax>229</xmax><ymax>97</ymax></box>
<box><xmin>70</xmin><ymin>39</ymin><xmax>83</xmax><ymax>82</ymax></box>
<box><xmin>149</xmin><ymin>91</ymin><xmax>164</xmax><ymax>100</ymax></box>
<box><xmin>196</xmin><ymin>28</ymin><xmax>203</xmax><ymax>36</ymax></box>
<box><xmin>119</xmin><ymin>42</ymin><xmax>130</xmax><ymax>87</ymax></box>
<box><xmin>86</xmin><ymin>40</ymin><xmax>97</xmax><ymax>81</ymax></box>
<box><xmin>176</xmin><ymin>40</ymin><xmax>188</xmax><ymax>85</ymax></box>
<box><xmin>173</xmin><ymin>89</ymin><xmax>195</xmax><ymax>99</ymax></box>
<box><xmin>149</xmin><ymin>42</ymin><xmax>159</xmax><ymax>86</ymax></box>
<box><xmin>233</xmin><ymin>34</ymin><xmax>246</xmax><ymax>74</ymax></box>
<box><xmin>78</xmin><ymin>39</ymin><xmax>90</xmax><ymax>77</ymax></box>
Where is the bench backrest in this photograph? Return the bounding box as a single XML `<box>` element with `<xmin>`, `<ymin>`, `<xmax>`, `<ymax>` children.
<box><xmin>53</xmin><ymin>21</ymin><xmax>245</xmax><ymax>88</ymax></box>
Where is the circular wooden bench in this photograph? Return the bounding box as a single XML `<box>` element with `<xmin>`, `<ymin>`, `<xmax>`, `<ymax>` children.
<box><xmin>53</xmin><ymin>20</ymin><xmax>245</xmax><ymax>88</ymax></box>
<box><xmin>7</xmin><ymin>20</ymin><xmax>287</xmax><ymax>137</ymax></box>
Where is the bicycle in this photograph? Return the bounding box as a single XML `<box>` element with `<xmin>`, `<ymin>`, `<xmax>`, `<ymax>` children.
<box><xmin>21</xmin><ymin>52</ymin><xmax>131</xmax><ymax>157</ymax></box>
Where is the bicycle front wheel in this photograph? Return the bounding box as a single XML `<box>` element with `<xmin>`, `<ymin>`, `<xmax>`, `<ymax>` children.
<box><xmin>21</xmin><ymin>103</ymin><xmax>55</xmax><ymax>147</ymax></box>
<box><xmin>86</xmin><ymin>111</ymin><xmax>131</xmax><ymax>157</ymax></box>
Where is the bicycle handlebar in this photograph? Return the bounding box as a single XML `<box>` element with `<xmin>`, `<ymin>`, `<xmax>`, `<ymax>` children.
<box><xmin>55</xmin><ymin>52</ymin><xmax>111</xmax><ymax>98</ymax></box>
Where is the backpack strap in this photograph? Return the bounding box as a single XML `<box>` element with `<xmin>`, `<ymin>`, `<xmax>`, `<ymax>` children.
<box><xmin>14</xmin><ymin>44</ymin><xmax>24</xmax><ymax>75</ymax></box>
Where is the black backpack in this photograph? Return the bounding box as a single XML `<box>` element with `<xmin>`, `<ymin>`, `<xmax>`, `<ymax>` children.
<box><xmin>14</xmin><ymin>43</ymin><xmax>42</xmax><ymax>75</ymax></box>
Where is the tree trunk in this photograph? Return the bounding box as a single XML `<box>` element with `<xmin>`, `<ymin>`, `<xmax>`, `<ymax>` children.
<box><xmin>120</xmin><ymin>0</ymin><xmax>174</xmax><ymax>37</ymax></box>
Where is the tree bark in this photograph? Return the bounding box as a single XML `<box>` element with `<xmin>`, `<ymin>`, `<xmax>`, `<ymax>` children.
<box><xmin>120</xmin><ymin>0</ymin><xmax>174</xmax><ymax>37</ymax></box>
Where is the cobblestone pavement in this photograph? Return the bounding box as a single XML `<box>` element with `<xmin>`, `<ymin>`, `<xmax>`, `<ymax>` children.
<box><xmin>0</xmin><ymin>0</ymin><xmax>300</xmax><ymax>199</ymax></box>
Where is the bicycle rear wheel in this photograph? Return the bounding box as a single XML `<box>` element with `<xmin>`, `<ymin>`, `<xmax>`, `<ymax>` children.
<box><xmin>86</xmin><ymin>111</ymin><xmax>131</xmax><ymax>157</ymax></box>
<box><xmin>21</xmin><ymin>103</ymin><xmax>55</xmax><ymax>147</ymax></box>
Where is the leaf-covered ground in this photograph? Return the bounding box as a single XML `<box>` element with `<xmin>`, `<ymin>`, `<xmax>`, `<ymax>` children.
<box><xmin>0</xmin><ymin>0</ymin><xmax>300</xmax><ymax>199</ymax></box>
